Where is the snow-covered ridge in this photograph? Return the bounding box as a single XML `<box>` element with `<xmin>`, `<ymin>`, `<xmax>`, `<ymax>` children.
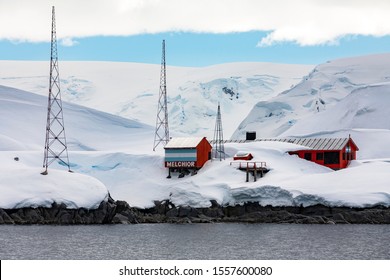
<box><xmin>0</xmin><ymin>85</ymin><xmax>153</xmax><ymax>152</ymax></box>
<box><xmin>233</xmin><ymin>53</ymin><xmax>390</xmax><ymax>139</ymax></box>
<box><xmin>0</xmin><ymin>60</ymin><xmax>313</xmax><ymax>139</ymax></box>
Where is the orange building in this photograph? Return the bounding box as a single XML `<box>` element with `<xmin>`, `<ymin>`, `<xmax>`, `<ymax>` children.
<box><xmin>256</xmin><ymin>137</ymin><xmax>359</xmax><ymax>170</ymax></box>
<box><xmin>233</xmin><ymin>151</ymin><xmax>254</xmax><ymax>161</ymax></box>
<box><xmin>257</xmin><ymin>137</ymin><xmax>358</xmax><ymax>170</ymax></box>
<box><xmin>287</xmin><ymin>137</ymin><xmax>359</xmax><ymax>170</ymax></box>
<box><xmin>164</xmin><ymin>137</ymin><xmax>212</xmax><ymax>169</ymax></box>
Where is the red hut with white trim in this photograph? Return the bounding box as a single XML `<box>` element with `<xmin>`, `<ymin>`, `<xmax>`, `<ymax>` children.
<box><xmin>286</xmin><ymin>137</ymin><xmax>359</xmax><ymax>170</ymax></box>
<box><xmin>257</xmin><ymin>137</ymin><xmax>359</xmax><ymax>170</ymax></box>
<box><xmin>164</xmin><ymin>137</ymin><xmax>212</xmax><ymax>169</ymax></box>
<box><xmin>233</xmin><ymin>151</ymin><xmax>254</xmax><ymax>161</ymax></box>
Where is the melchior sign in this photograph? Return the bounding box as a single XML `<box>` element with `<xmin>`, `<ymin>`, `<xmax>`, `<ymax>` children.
<box><xmin>165</xmin><ymin>161</ymin><xmax>196</xmax><ymax>168</ymax></box>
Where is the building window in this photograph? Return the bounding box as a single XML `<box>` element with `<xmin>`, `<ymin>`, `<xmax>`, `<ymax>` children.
<box><xmin>304</xmin><ymin>153</ymin><xmax>312</xmax><ymax>161</ymax></box>
<box><xmin>316</xmin><ymin>152</ymin><xmax>324</xmax><ymax>161</ymax></box>
<box><xmin>324</xmin><ymin>152</ymin><xmax>340</xmax><ymax>164</ymax></box>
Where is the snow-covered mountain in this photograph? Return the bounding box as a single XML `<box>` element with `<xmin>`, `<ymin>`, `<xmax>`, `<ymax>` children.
<box><xmin>1</xmin><ymin>56</ymin><xmax>390</xmax><ymax>209</ymax></box>
<box><xmin>233</xmin><ymin>53</ymin><xmax>390</xmax><ymax>139</ymax></box>
<box><xmin>0</xmin><ymin>61</ymin><xmax>312</xmax><ymax>138</ymax></box>
<box><xmin>232</xmin><ymin>53</ymin><xmax>390</xmax><ymax>163</ymax></box>
<box><xmin>0</xmin><ymin>85</ymin><xmax>153</xmax><ymax>152</ymax></box>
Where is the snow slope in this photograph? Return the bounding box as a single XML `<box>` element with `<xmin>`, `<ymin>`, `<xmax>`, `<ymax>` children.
<box><xmin>0</xmin><ymin>85</ymin><xmax>153</xmax><ymax>152</ymax></box>
<box><xmin>233</xmin><ymin>53</ymin><xmax>390</xmax><ymax>139</ymax></box>
<box><xmin>1</xmin><ymin>56</ymin><xmax>390</xmax><ymax>209</ymax></box>
<box><xmin>0</xmin><ymin>61</ymin><xmax>312</xmax><ymax>138</ymax></box>
<box><xmin>0</xmin><ymin>85</ymin><xmax>153</xmax><ymax>209</ymax></box>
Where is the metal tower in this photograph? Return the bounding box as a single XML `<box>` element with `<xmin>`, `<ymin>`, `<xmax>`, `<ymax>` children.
<box><xmin>153</xmin><ymin>39</ymin><xmax>169</xmax><ymax>151</ymax></box>
<box><xmin>213</xmin><ymin>103</ymin><xmax>225</xmax><ymax>160</ymax></box>
<box><xmin>42</xmin><ymin>6</ymin><xmax>71</xmax><ymax>175</ymax></box>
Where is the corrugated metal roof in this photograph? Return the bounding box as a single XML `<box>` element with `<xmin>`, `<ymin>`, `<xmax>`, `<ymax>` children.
<box><xmin>165</xmin><ymin>137</ymin><xmax>205</xmax><ymax>149</ymax></box>
<box><xmin>257</xmin><ymin>138</ymin><xmax>350</xmax><ymax>150</ymax></box>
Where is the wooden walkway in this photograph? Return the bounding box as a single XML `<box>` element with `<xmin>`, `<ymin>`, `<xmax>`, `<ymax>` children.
<box><xmin>230</xmin><ymin>161</ymin><xmax>269</xmax><ymax>182</ymax></box>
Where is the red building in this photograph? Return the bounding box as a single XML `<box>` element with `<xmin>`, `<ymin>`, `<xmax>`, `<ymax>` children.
<box><xmin>257</xmin><ymin>137</ymin><xmax>359</xmax><ymax>170</ymax></box>
<box><xmin>233</xmin><ymin>151</ymin><xmax>254</xmax><ymax>161</ymax></box>
<box><xmin>164</xmin><ymin>137</ymin><xmax>212</xmax><ymax>169</ymax></box>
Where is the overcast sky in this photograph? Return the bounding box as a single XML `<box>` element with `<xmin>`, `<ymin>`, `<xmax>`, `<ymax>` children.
<box><xmin>1</xmin><ymin>0</ymin><xmax>390</xmax><ymax>66</ymax></box>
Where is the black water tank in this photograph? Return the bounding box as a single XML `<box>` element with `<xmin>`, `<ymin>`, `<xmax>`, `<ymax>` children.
<box><xmin>246</xmin><ymin>131</ymin><xmax>256</xmax><ymax>141</ymax></box>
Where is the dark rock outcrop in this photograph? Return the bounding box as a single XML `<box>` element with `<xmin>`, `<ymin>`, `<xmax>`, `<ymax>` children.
<box><xmin>0</xmin><ymin>200</ymin><xmax>389</xmax><ymax>225</ymax></box>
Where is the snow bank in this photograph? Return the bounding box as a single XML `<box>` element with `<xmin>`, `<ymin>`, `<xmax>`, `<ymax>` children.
<box><xmin>147</xmin><ymin>142</ymin><xmax>390</xmax><ymax>208</ymax></box>
<box><xmin>0</xmin><ymin>154</ymin><xmax>108</xmax><ymax>209</ymax></box>
<box><xmin>58</xmin><ymin>141</ymin><xmax>390</xmax><ymax>208</ymax></box>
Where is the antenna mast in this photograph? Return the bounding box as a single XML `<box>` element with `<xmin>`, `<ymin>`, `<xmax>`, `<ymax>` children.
<box><xmin>42</xmin><ymin>6</ymin><xmax>71</xmax><ymax>175</ymax></box>
<box><xmin>213</xmin><ymin>103</ymin><xmax>225</xmax><ymax>160</ymax></box>
<box><xmin>153</xmin><ymin>39</ymin><xmax>170</xmax><ymax>151</ymax></box>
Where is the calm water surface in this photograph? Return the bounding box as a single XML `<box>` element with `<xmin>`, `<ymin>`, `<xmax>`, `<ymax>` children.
<box><xmin>0</xmin><ymin>224</ymin><xmax>388</xmax><ymax>259</ymax></box>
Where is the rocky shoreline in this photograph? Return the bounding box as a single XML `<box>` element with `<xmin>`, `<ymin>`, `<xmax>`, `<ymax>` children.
<box><xmin>1</xmin><ymin>198</ymin><xmax>389</xmax><ymax>225</ymax></box>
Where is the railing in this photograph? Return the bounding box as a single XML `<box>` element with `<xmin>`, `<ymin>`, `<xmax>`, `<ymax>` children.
<box><xmin>230</xmin><ymin>161</ymin><xmax>268</xmax><ymax>182</ymax></box>
<box><xmin>230</xmin><ymin>161</ymin><xmax>267</xmax><ymax>169</ymax></box>
<box><xmin>209</xmin><ymin>138</ymin><xmax>297</xmax><ymax>144</ymax></box>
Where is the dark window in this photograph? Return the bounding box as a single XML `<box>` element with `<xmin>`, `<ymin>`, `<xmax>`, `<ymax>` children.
<box><xmin>324</xmin><ymin>152</ymin><xmax>340</xmax><ymax>164</ymax></box>
<box><xmin>344</xmin><ymin>145</ymin><xmax>353</xmax><ymax>161</ymax></box>
<box><xmin>304</xmin><ymin>153</ymin><xmax>312</xmax><ymax>161</ymax></box>
<box><xmin>316</xmin><ymin>152</ymin><xmax>324</xmax><ymax>161</ymax></box>
<box><xmin>246</xmin><ymin>132</ymin><xmax>256</xmax><ymax>140</ymax></box>
<box><xmin>344</xmin><ymin>150</ymin><xmax>354</xmax><ymax>161</ymax></box>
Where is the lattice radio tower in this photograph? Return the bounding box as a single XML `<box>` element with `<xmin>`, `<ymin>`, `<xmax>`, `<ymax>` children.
<box><xmin>213</xmin><ymin>103</ymin><xmax>225</xmax><ymax>160</ymax></box>
<box><xmin>153</xmin><ymin>39</ymin><xmax>170</xmax><ymax>151</ymax></box>
<box><xmin>42</xmin><ymin>6</ymin><xmax>71</xmax><ymax>175</ymax></box>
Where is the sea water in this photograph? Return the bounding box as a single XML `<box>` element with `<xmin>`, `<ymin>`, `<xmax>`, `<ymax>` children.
<box><xmin>0</xmin><ymin>224</ymin><xmax>389</xmax><ymax>259</ymax></box>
